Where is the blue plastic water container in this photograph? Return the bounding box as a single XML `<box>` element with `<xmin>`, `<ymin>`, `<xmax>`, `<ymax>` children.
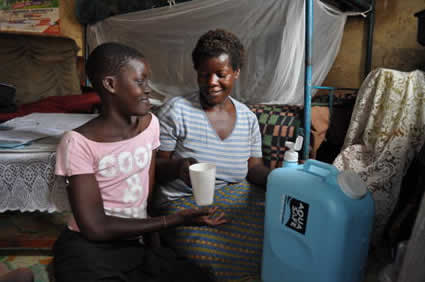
<box><xmin>262</xmin><ymin>160</ymin><xmax>374</xmax><ymax>282</ymax></box>
<box><xmin>282</xmin><ymin>161</ymin><xmax>298</xmax><ymax>168</ymax></box>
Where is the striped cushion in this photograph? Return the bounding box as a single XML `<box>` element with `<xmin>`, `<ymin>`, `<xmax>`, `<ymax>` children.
<box><xmin>248</xmin><ymin>104</ymin><xmax>304</xmax><ymax>169</ymax></box>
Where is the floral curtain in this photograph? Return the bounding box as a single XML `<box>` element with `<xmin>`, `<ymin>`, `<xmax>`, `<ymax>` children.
<box><xmin>333</xmin><ymin>68</ymin><xmax>425</xmax><ymax>244</ymax></box>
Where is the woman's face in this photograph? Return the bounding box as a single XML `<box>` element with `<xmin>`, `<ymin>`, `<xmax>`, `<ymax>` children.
<box><xmin>113</xmin><ymin>57</ymin><xmax>152</xmax><ymax>116</ymax></box>
<box><xmin>197</xmin><ymin>53</ymin><xmax>240</xmax><ymax>107</ymax></box>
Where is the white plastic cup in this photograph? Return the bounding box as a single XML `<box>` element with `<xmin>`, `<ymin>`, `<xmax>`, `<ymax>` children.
<box><xmin>189</xmin><ymin>163</ymin><xmax>216</xmax><ymax>206</ymax></box>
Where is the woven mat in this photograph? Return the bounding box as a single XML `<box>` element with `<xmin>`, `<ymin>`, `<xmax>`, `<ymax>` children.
<box><xmin>0</xmin><ymin>212</ymin><xmax>68</xmax><ymax>250</ymax></box>
<box><xmin>0</xmin><ymin>255</ymin><xmax>52</xmax><ymax>282</ymax></box>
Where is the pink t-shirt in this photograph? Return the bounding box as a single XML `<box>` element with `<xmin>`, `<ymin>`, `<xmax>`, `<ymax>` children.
<box><xmin>55</xmin><ymin>114</ymin><xmax>160</xmax><ymax>231</ymax></box>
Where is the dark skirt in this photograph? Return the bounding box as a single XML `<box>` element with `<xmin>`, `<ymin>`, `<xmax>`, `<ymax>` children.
<box><xmin>53</xmin><ymin>228</ymin><xmax>215</xmax><ymax>282</ymax></box>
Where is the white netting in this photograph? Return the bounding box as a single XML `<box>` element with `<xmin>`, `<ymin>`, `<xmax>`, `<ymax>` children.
<box><xmin>87</xmin><ymin>0</ymin><xmax>347</xmax><ymax>105</ymax></box>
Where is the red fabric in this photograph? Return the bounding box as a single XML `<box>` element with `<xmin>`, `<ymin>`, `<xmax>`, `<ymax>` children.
<box><xmin>0</xmin><ymin>92</ymin><xmax>100</xmax><ymax>122</ymax></box>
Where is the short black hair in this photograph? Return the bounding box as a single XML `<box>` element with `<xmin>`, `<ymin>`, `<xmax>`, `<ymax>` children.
<box><xmin>192</xmin><ymin>29</ymin><xmax>245</xmax><ymax>71</ymax></box>
<box><xmin>85</xmin><ymin>42</ymin><xmax>144</xmax><ymax>91</ymax></box>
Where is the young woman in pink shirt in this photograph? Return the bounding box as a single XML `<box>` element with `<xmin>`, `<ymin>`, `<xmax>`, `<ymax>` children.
<box><xmin>54</xmin><ymin>42</ymin><xmax>226</xmax><ymax>282</ymax></box>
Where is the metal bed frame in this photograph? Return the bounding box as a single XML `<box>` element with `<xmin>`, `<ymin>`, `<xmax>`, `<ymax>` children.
<box><xmin>303</xmin><ymin>0</ymin><xmax>375</xmax><ymax>159</ymax></box>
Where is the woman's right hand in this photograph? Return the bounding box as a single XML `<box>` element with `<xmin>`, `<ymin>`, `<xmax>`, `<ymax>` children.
<box><xmin>178</xmin><ymin>157</ymin><xmax>198</xmax><ymax>186</ymax></box>
<box><xmin>177</xmin><ymin>206</ymin><xmax>227</xmax><ymax>227</ymax></box>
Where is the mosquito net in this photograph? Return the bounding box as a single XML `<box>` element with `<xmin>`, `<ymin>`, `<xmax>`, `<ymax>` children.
<box><xmin>87</xmin><ymin>0</ymin><xmax>347</xmax><ymax>105</ymax></box>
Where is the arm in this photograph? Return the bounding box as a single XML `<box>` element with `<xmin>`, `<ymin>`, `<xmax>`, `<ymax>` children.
<box><xmin>146</xmin><ymin>150</ymin><xmax>161</xmax><ymax>247</ymax></box>
<box><xmin>155</xmin><ymin>150</ymin><xmax>179</xmax><ymax>182</ymax></box>
<box><xmin>155</xmin><ymin>99</ymin><xmax>197</xmax><ymax>184</ymax></box>
<box><xmin>148</xmin><ymin>149</ymin><xmax>157</xmax><ymax>196</ymax></box>
<box><xmin>66</xmin><ymin>173</ymin><xmax>225</xmax><ymax>242</ymax></box>
<box><xmin>67</xmin><ymin>173</ymin><xmax>177</xmax><ymax>241</ymax></box>
<box><xmin>246</xmin><ymin>109</ymin><xmax>270</xmax><ymax>187</ymax></box>
<box><xmin>247</xmin><ymin>157</ymin><xmax>271</xmax><ymax>188</ymax></box>
<box><xmin>155</xmin><ymin>150</ymin><xmax>197</xmax><ymax>185</ymax></box>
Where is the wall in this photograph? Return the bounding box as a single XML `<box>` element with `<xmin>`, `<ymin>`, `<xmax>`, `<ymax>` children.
<box><xmin>60</xmin><ymin>0</ymin><xmax>83</xmax><ymax>56</ymax></box>
<box><xmin>323</xmin><ymin>0</ymin><xmax>425</xmax><ymax>89</ymax></box>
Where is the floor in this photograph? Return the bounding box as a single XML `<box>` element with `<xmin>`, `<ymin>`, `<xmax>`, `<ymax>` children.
<box><xmin>364</xmin><ymin>243</ymin><xmax>393</xmax><ymax>282</ymax></box>
<box><xmin>0</xmin><ymin>211</ymin><xmax>393</xmax><ymax>282</ymax></box>
<box><xmin>0</xmin><ymin>212</ymin><xmax>66</xmax><ymax>251</ymax></box>
<box><xmin>0</xmin><ymin>212</ymin><xmax>65</xmax><ymax>282</ymax></box>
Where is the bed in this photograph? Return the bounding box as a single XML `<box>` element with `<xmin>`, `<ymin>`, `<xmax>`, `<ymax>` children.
<box><xmin>0</xmin><ymin>113</ymin><xmax>98</xmax><ymax>214</ymax></box>
<box><xmin>83</xmin><ymin>0</ymin><xmax>372</xmax><ymax>160</ymax></box>
<box><xmin>0</xmin><ymin>91</ymin><xmax>100</xmax><ymax>123</ymax></box>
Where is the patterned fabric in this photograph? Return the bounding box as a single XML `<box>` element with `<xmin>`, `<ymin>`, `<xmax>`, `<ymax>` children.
<box><xmin>333</xmin><ymin>68</ymin><xmax>425</xmax><ymax>244</ymax></box>
<box><xmin>158</xmin><ymin>181</ymin><xmax>265</xmax><ymax>282</ymax></box>
<box><xmin>248</xmin><ymin>104</ymin><xmax>303</xmax><ymax>169</ymax></box>
<box><xmin>0</xmin><ymin>152</ymin><xmax>69</xmax><ymax>213</ymax></box>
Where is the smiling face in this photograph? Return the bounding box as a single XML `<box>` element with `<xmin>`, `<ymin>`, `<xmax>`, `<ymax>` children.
<box><xmin>197</xmin><ymin>53</ymin><xmax>240</xmax><ymax>108</ymax></box>
<box><xmin>109</xmin><ymin>57</ymin><xmax>152</xmax><ymax>116</ymax></box>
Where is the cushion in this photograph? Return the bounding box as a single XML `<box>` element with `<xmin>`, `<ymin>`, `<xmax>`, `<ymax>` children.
<box><xmin>0</xmin><ymin>92</ymin><xmax>101</xmax><ymax>122</ymax></box>
<box><xmin>248</xmin><ymin>104</ymin><xmax>304</xmax><ymax>169</ymax></box>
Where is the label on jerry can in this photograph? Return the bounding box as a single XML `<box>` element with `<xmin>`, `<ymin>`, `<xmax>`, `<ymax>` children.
<box><xmin>281</xmin><ymin>195</ymin><xmax>310</xmax><ymax>235</ymax></box>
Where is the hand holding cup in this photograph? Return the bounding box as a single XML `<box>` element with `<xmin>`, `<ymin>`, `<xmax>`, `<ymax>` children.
<box><xmin>178</xmin><ymin>157</ymin><xmax>198</xmax><ymax>186</ymax></box>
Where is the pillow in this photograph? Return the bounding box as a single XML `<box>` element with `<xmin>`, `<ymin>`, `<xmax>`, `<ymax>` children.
<box><xmin>248</xmin><ymin>104</ymin><xmax>304</xmax><ymax>169</ymax></box>
<box><xmin>0</xmin><ymin>92</ymin><xmax>101</xmax><ymax>122</ymax></box>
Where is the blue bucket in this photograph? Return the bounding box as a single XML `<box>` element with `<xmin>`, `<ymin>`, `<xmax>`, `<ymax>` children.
<box><xmin>262</xmin><ymin>160</ymin><xmax>374</xmax><ymax>282</ymax></box>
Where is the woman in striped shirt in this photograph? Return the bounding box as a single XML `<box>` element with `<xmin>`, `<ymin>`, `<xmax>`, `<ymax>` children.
<box><xmin>155</xmin><ymin>29</ymin><xmax>271</xmax><ymax>281</ymax></box>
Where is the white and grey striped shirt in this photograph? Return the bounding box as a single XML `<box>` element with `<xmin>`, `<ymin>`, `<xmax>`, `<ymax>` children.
<box><xmin>155</xmin><ymin>93</ymin><xmax>262</xmax><ymax>205</ymax></box>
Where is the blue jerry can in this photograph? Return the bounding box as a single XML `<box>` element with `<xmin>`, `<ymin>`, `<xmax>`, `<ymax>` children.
<box><xmin>262</xmin><ymin>160</ymin><xmax>374</xmax><ymax>282</ymax></box>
